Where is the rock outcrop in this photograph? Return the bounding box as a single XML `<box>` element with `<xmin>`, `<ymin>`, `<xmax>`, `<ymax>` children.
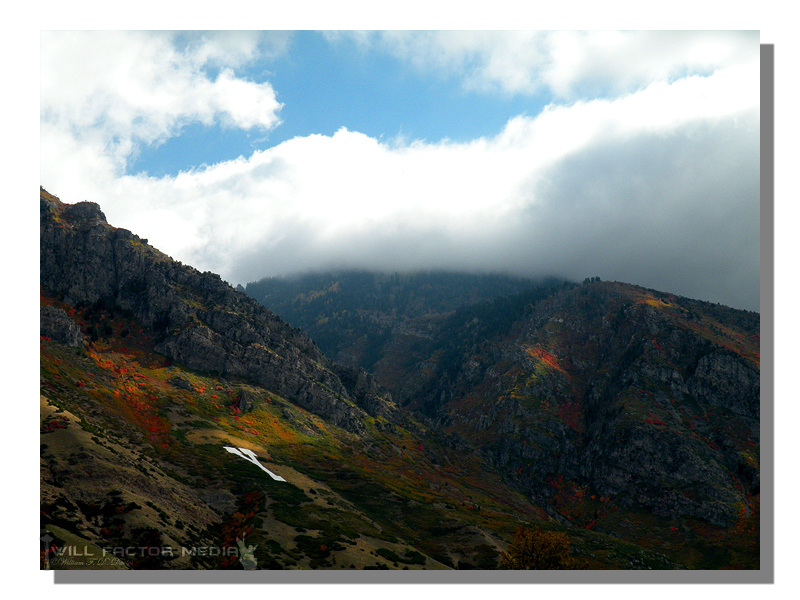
<box><xmin>238</xmin><ymin>388</ymin><xmax>256</xmax><ymax>413</ymax></box>
<box><xmin>168</xmin><ymin>376</ymin><xmax>193</xmax><ymax>391</ymax></box>
<box><xmin>689</xmin><ymin>351</ymin><xmax>760</xmax><ymax>424</ymax></box>
<box><xmin>40</xmin><ymin>189</ymin><xmax>398</xmax><ymax>435</ymax></box>
<box><xmin>411</xmin><ymin>281</ymin><xmax>760</xmax><ymax>528</ymax></box>
<box><xmin>331</xmin><ymin>364</ymin><xmax>400</xmax><ymax>424</ymax></box>
<box><xmin>40</xmin><ymin>305</ymin><xmax>84</xmax><ymax>348</ymax></box>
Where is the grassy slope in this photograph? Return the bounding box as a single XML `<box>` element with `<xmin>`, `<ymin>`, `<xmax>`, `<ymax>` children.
<box><xmin>40</xmin><ymin>277</ymin><xmax>760</xmax><ymax>570</ymax></box>
<box><xmin>39</xmin><ymin>292</ymin><xmax>535</xmax><ymax>569</ymax></box>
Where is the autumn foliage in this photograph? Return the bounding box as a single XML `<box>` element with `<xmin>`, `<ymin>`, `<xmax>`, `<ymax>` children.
<box><xmin>499</xmin><ymin>525</ymin><xmax>575</xmax><ymax>569</ymax></box>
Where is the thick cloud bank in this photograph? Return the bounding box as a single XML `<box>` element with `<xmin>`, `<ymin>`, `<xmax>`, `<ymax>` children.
<box><xmin>40</xmin><ymin>31</ymin><xmax>760</xmax><ymax>312</ymax></box>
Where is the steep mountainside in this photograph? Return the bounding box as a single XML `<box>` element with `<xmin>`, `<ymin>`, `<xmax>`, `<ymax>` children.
<box><xmin>407</xmin><ymin>281</ymin><xmax>760</xmax><ymax>536</ymax></box>
<box><xmin>244</xmin><ymin>272</ymin><xmax>556</xmax><ymax>393</ymax></box>
<box><xmin>38</xmin><ymin>188</ymin><xmax>547</xmax><ymax>570</ymax></box>
<box><xmin>248</xmin><ymin>269</ymin><xmax>760</xmax><ymax>568</ymax></box>
<box><xmin>40</xmin><ymin>187</ymin><xmax>760</xmax><ymax>571</ymax></box>
<box><xmin>40</xmin><ymin>189</ymin><xmax>396</xmax><ymax>435</ymax></box>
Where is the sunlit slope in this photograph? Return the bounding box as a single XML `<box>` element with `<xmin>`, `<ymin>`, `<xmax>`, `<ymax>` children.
<box><xmin>39</xmin><ymin>299</ymin><xmax>547</xmax><ymax>570</ymax></box>
<box><xmin>40</xmin><ymin>187</ymin><xmax>758</xmax><ymax>570</ymax></box>
<box><xmin>38</xmin><ymin>187</ymin><xmax>542</xmax><ymax>569</ymax></box>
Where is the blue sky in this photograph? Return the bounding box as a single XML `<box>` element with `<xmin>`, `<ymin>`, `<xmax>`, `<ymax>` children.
<box><xmin>131</xmin><ymin>31</ymin><xmax>548</xmax><ymax>177</ymax></box>
<box><xmin>40</xmin><ymin>30</ymin><xmax>761</xmax><ymax>311</ymax></box>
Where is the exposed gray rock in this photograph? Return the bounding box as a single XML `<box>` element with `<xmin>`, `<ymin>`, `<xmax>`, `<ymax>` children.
<box><xmin>331</xmin><ymin>363</ymin><xmax>400</xmax><ymax>423</ymax></box>
<box><xmin>168</xmin><ymin>376</ymin><xmax>193</xmax><ymax>391</ymax></box>
<box><xmin>40</xmin><ymin>306</ymin><xmax>84</xmax><ymax>347</ymax></box>
<box><xmin>689</xmin><ymin>351</ymin><xmax>759</xmax><ymax>419</ymax></box>
<box><xmin>238</xmin><ymin>388</ymin><xmax>256</xmax><ymax>413</ymax></box>
<box><xmin>418</xmin><ymin>282</ymin><xmax>759</xmax><ymax>529</ymax></box>
<box><xmin>40</xmin><ymin>193</ymin><xmax>399</xmax><ymax>437</ymax></box>
<box><xmin>63</xmin><ymin>201</ymin><xmax>106</xmax><ymax>223</ymax></box>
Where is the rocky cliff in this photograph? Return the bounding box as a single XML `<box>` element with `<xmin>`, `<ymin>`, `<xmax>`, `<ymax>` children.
<box><xmin>39</xmin><ymin>188</ymin><xmax>397</xmax><ymax>435</ymax></box>
<box><xmin>407</xmin><ymin>281</ymin><xmax>760</xmax><ymax>528</ymax></box>
<box><xmin>239</xmin><ymin>251</ymin><xmax>760</xmax><ymax>532</ymax></box>
<box><xmin>40</xmin><ymin>305</ymin><xmax>84</xmax><ymax>348</ymax></box>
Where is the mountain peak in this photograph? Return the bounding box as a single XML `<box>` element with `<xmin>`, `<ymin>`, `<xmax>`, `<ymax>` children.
<box><xmin>41</xmin><ymin>187</ymin><xmax>107</xmax><ymax>224</ymax></box>
<box><xmin>40</xmin><ymin>188</ymin><xmax>398</xmax><ymax>435</ymax></box>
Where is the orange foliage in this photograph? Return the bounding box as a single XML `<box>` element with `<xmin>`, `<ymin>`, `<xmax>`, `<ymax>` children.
<box><xmin>526</xmin><ymin>346</ymin><xmax>565</xmax><ymax>373</ymax></box>
<box><xmin>500</xmin><ymin>526</ymin><xmax>576</xmax><ymax>569</ymax></box>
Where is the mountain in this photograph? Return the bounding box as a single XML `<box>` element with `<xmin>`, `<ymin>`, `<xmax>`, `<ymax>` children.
<box><xmin>40</xmin><ymin>187</ymin><xmax>760</xmax><ymax>570</ymax></box>
<box><xmin>408</xmin><ymin>280</ymin><xmax>760</xmax><ymax>531</ymax></box>
<box><xmin>39</xmin><ymin>188</ymin><xmax>539</xmax><ymax>570</ymax></box>
<box><xmin>40</xmin><ymin>189</ymin><xmax>398</xmax><ymax>435</ymax></box>
<box><xmin>245</xmin><ymin>271</ymin><xmax>761</xmax><ymax>566</ymax></box>
<box><xmin>244</xmin><ymin>271</ymin><xmax>561</xmax><ymax>395</ymax></box>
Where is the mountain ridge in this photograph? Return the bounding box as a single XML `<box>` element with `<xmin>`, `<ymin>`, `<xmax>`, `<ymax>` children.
<box><xmin>40</xmin><ymin>188</ymin><xmax>398</xmax><ymax>435</ymax></box>
<box><xmin>242</xmin><ymin>265</ymin><xmax>760</xmax><ymax>533</ymax></box>
<box><xmin>39</xmin><ymin>187</ymin><xmax>761</xmax><ymax>570</ymax></box>
<box><xmin>413</xmin><ymin>280</ymin><xmax>759</xmax><ymax>528</ymax></box>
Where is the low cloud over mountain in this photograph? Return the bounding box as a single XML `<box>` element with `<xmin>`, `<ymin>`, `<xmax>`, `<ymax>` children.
<box><xmin>40</xmin><ymin>30</ymin><xmax>760</xmax><ymax>311</ymax></box>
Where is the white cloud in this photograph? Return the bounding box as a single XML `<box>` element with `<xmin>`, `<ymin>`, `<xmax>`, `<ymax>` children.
<box><xmin>176</xmin><ymin>30</ymin><xmax>292</xmax><ymax>68</ymax></box>
<box><xmin>40</xmin><ymin>31</ymin><xmax>760</xmax><ymax>311</ymax></box>
<box><xmin>353</xmin><ymin>30</ymin><xmax>759</xmax><ymax>99</ymax></box>
<box><xmin>538</xmin><ymin>30</ymin><xmax>758</xmax><ymax>98</ymax></box>
<box><xmin>41</xmin><ymin>31</ymin><xmax>283</xmax><ymax>176</ymax></box>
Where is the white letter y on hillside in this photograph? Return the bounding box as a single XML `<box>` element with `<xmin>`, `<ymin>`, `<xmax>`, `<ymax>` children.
<box><xmin>223</xmin><ymin>446</ymin><xmax>286</xmax><ymax>481</ymax></box>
